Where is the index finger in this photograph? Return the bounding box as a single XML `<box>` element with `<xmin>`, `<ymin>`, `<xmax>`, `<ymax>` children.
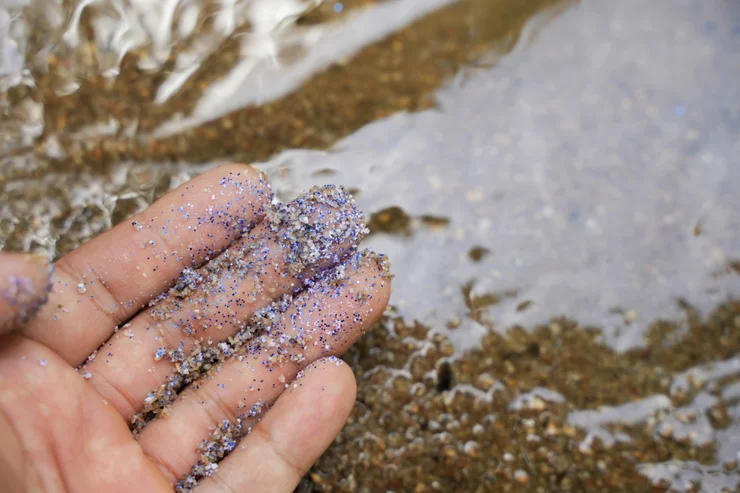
<box><xmin>22</xmin><ymin>164</ymin><xmax>272</xmax><ymax>365</ymax></box>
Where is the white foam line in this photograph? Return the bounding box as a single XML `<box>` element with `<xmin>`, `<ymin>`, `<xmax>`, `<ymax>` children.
<box><xmin>509</xmin><ymin>387</ymin><xmax>565</xmax><ymax>410</ymax></box>
<box><xmin>568</xmin><ymin>394</ymin><xmax>673</xmax><ymax>429</ymax></box>
<box><xmin>671</xmin><ymin>357</ymin><xmax>740</xmax><ymax>395</ymax></box>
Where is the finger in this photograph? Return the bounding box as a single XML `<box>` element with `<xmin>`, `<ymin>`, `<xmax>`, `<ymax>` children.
<box><xmin>0</xmin><ymin>253</ymin><xmax>53</xmax><ymax>336</ymax></box>
<box><xmin>22</xmin><ymin>164</ymin><xmax>273</xmax><ymax>365</ymax></box>
<box><xmin>135</xmin><ymin>251</ymin><xmax>390</xmax><ymax>485</ymax></box>
<box><xmin>193</xmin><ymin>357</ymin><xmax>357</xmax><ymax>493</ymax></box>
<box><xmin>84</xmin><ymin>186</ymin><xmax>369</xmax><ymax>420</ymax></box>
<box><xmin>0</xmin><ymin>335</ymin><xmax>174</xmax><ymax>493</ymax></box>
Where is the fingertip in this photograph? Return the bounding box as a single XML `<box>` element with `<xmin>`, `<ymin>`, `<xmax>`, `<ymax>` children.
<box><xmin>272</xmin><ymin>356</ymin><xmax>358</xmax><ymax>466</ymax></box>
<box><xmin>0</xmin><ymin>253</ymin><xmax>53</xmax><ymax>335</ymax></box>
<box><xmin>363</xmin><ymin>248</ymin><xmax>393</xmax><ymax>302</ymax></box>
<box><xmin>205</xmin><ymin>162</ymin><xmax>274</xmax><ymax>212</ymax></box>
<box><xmin>342</xmin><ymin>248</ymin><xmax>393</xmax><ymax>314</ymax></box>
<box><xmin>268</xmin><ymin>185</ymin><xmax>368</xmax><ymax>277</ymax></box>
<box><xmin>296</xmin><ymin>356</ymin><xmax>357</xmax><ymax>413</ymax></box>
<box><xmin>210</xmin><ymin>163</ymin><xmax>271</xmax><ymax>188</ymax></box>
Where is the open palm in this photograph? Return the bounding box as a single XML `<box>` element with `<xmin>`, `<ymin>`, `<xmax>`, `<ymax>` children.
<box><xmin>0</xmin><ymin>164</ymin><xmax>390</xmax><ymax>493</ymax></box>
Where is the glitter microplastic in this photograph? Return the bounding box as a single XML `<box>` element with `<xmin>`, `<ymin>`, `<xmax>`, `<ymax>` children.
<box><xmin>166</xmin><ymin>248</ymin><xmax>389</xmax><ymax>491</ymax></box>
<box><xmin>129</xmin><ymin>186</ymin><xmax>380</xmax><ymax>431</ymax></box>
<box><xmin>130</xmin><ymin>248</ymin><xmax>389</xmax><ymax>434</ymax></box>
<box><xmin>65</xmin><ymin>179</ymin><xmax>390</xmax><ymax>490</ymax></box>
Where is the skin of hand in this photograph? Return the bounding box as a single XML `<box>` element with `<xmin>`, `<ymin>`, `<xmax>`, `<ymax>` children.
<box><xmin>0</xmin><ymin>164</ymin><xmax>391</xmax><ymax>493</ymax></box>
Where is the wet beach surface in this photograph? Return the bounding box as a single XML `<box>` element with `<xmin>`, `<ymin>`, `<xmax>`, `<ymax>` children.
<box><xmin>1</xmin><ymin>0</ymin><xmax>740</xmax><ymax>491</ymax></box>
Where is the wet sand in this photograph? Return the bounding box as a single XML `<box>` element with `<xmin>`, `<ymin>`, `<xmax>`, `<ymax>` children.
<box><xmin>305</xmin><ymin>301</ymin><xmax>740</xmax><ymax>491</ymax></box>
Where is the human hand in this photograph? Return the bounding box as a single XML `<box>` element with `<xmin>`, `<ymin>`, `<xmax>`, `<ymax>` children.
<box><xmin>0</xmin><ymin>164</ymin><xmax>391</xmax><ymax>492</ymax></box>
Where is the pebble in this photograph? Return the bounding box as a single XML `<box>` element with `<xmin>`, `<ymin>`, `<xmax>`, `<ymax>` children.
<box><xmin>624</xmin><ymin>309</ymin><xmax>638</xmax><ymax>323</ymax></box>
<box><xmin>513</xmin><ymin>469</ymin><xmax>529</xmax><ymax>485</ymax></box>
<box><xmin>463</xmin><ymin>441</ymin><xmax>479</xmax><ymax>457</ymax></box>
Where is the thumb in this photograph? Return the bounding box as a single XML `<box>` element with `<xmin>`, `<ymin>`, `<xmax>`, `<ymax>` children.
<box><xmin>0</xmin><ymin>252</ymin><xmax>53</xmax><ymax>337</ymax></box>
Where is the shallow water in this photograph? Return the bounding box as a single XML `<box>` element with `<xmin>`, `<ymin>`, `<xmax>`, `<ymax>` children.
<box><xmin>1</xmin><ymin>0</ymin><xmax>739</xmax><ymax>491</ymax></box>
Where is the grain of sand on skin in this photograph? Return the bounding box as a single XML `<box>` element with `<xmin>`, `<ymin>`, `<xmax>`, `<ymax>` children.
<box><xmin>77</xmin><ymin>185</ymin><xmax>371</xmax><ymax>419</ymax></box>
